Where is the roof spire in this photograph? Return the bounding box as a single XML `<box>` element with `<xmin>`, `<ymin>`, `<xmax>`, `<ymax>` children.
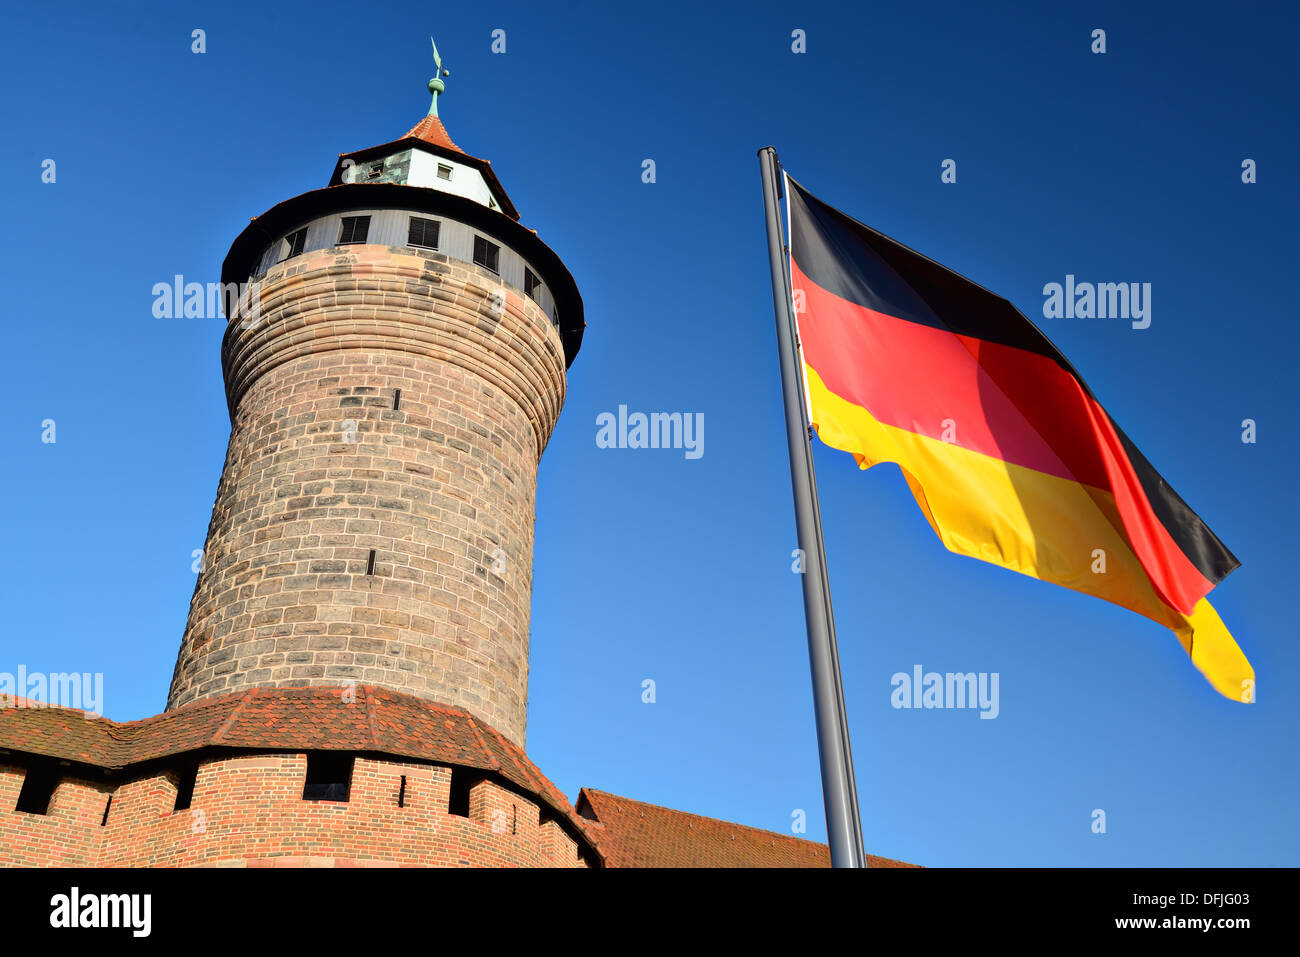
<box><xmin>427</xmin><ymin>36</ymin><xmax>450</xmax><ymax>117</ymax></box>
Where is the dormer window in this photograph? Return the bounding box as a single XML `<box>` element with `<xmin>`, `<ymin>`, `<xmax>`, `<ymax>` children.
<box><xmin>283</xmin><ymin>227</ymin><xmax>308</xmax><ymax>261</ymax></box>
<box><xmin>408</xmin><ymin>217</ymin><xmax>440</xmax><ymax>250</ymax></box>
<box><xmin>524</xmin><ymin>268</ymin><xmax>542</xmax><ymax>303</ymax></box>
<box><xmin>338</xmin><ymin>215</ymin><xmax>370</xmax><ymax>245</ymax></box>
<box><xmin>437</xmin><ymin>164</ymin><xmax>453</xmax><ymax>181</ymax></box>
<box><xmin>473</xmin><ymin>235</ymin><xmax>499</xmax><ymax>273</ymax></box>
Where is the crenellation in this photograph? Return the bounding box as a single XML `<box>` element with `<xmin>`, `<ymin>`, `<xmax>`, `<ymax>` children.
<box><xmin>0</xmin><ymin>751</ymin><xmax>590</xmax><ymax>868</ymax></box>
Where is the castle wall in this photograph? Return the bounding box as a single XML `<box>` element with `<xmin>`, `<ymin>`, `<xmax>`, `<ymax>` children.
<box><xmin>0</xmin><ymin>754</ymin><xmax>586</xmax><ymax>868</ymax></box>
<box><xmin>0</xmin><ymin>763</ymin><xmax>111</xmax><ymax>866</ymax></box>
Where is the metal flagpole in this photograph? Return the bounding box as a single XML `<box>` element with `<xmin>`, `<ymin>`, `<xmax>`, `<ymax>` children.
<box><xmin>757</xmin><ymin>146</ymin><xmax>866</xmax><ymax>868</ymax></box>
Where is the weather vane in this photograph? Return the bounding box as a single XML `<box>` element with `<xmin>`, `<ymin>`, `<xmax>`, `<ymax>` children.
<box><xmin>427</xmin><ymin>36</ymin><xmax>451</xmax><ymax>116</ymax></box>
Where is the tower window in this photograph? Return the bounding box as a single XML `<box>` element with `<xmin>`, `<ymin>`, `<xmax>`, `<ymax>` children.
<box><xmin>407</xmin><ymin>217</ymin><xmax>440</xmax><ymax>250</ymax></box>
<box><xmin>524</xmin><ymin>268</ymin><xmax>542</xmax><ymax>303</ymax></box>
<box><xmin>302</xmin><ymin>753</ymin><xmax>353</xmax><ymax>802</ymax></box>
<box><xmin>366</xmin><ymin>162</ymin><xmax>384</xmax><ymax>180</ymax></box>
<box><xmin>100</xmin><ymin>795</ymin><xmax>112</xmax><ymax>826</ymax></box>
<box><xmin>473</xmin><ymin>236</ymin><xmax>499</xmax><ymax>273</ymax></box>
<box><xmin>338</xmin><ymin>215</ymin><xmax>371</xmax><ymax>245</ymax></box>
<box><xmin>14</xmin><ymin>764</ymin><xmax>59</xmax><ymax>815</ymax></box>
<box><xmin>283</xmin><ymin>227</ymin><xmax>308</xmax><ymax>260</ymax></box>
<box><xmin>437</xmin><ymin>164</ymin><xmax>453</xmax><ymax>181</ymax></box>
<box><xmin>366</xmin><ymin>549</ymin><xmax>377</xmax><ymax>575</ymax></box>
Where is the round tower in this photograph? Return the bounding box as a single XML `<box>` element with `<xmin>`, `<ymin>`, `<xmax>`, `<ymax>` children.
<box><xmin>167</xmin><ymin>66</ymin><xmax>584</xmax><ymax>747</ymax></box>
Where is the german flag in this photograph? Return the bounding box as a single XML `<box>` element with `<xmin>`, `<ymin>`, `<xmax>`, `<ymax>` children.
<box><xmin>785</xmin><ymin>174</ymin><xmax>1253</xmax><ymax>701</ymax></box>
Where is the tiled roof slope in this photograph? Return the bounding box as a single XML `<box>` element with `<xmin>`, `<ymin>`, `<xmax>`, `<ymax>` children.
<box><xmin>0</xmin><ymin>691</ymin><xmax>916</xmax><ymax>868</ymax></box>
<box><xmin>0</xmin><ymin>686</ymin><xmax>597</xmax><ymax>853</ymax></box>
<box><xmin>576</xmin><ymin>788</ymin><xmax>918</xmax><ymax>868</ymax></box>
<box><xmin>404</xmin><ymin>114</ymin><xmax>463</xmax><ymax>154</ymax></box>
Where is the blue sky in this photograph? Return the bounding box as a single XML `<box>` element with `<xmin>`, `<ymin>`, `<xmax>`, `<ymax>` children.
<box><xmin>1</xmin><ymin>0</ymin><xmax>1296</xmax><ymax>865</ymax></box>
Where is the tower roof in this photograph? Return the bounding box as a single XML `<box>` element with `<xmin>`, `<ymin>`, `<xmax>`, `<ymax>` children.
<box><xmin>326</xmin><ymin>44</ymin><xmax>520</xmax><ymax>220</ymax></box>
<box><xmin>327</xmin><ymin>115</ymin><xmax>520</xmax><ymax>221</ymax></box>
<box><xmin>224</xmin><ymin>182</ymin><xmax>585</xmax><ymax>365</ymax></box>
<box><xmin>403</xmin><ymin>113</ymin><xmax>463</xmax><ymax>154</ymax></box>
<box><xmin>233</xmin><ymin>41</ymin><xmax>584</xmax><ymax>363</ymax></box>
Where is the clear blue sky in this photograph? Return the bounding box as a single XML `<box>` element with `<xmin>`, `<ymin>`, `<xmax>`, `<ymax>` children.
<box><xmin>1</xmin><ymin>0</ymin><xmax>1296</xmax><ymax>866</ymax></box>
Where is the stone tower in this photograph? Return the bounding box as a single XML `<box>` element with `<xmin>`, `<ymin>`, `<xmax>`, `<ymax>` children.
<box><xmin>0</xmin><ymin>48</ymin><xmax>858</xmax><ymax>873</ymax></box>
<box><xmin>167</xmin><ymin>62</ymin><xmax>584</xmax><ymax>748</ymax></box>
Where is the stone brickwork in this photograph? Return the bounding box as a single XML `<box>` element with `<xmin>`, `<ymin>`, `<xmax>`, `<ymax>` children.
<box><xmin>0</xmin><ymin>754</ymin><xmax>587</xmax><ymax>868</ymax></box>
<box><xmin>168</xmin><ymin>245</ymin><xmax>567</xmax><ymax>746</ymax></box>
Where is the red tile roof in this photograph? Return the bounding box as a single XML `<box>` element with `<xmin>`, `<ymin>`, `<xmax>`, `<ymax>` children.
<box><xmin>0</xmin><ymin>686</ymin><xmax>597</xmax><ymax>855</ymax></box>
<box><xmin>575</xmin><ymin>788</ymin><xmax>918</xmax><ymax>868</ymax></box>
<box><xmin>404</xmin><ymin>114</ymin><xmax>463</xmax><ymax>155</ymax></box>
<box><xmin>0</xmin><ymin>691</ymin><xmax>917</xmax><ymax>868</ymax></box>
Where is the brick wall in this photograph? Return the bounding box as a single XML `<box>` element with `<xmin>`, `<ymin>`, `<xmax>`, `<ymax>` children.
<box><xmin>168</xmin><ymin>246</ymin><xmax>568</xmax><ymax>746</ymax></box>
<box><xmin>0</xmin><ymin>753</ymin><xmax>590</xmax><ymax>868</ymax></box>
<box><xmin>0</xmin><ymin>763</ymin><xmax>112</xmax><ymax>866</ymax></box>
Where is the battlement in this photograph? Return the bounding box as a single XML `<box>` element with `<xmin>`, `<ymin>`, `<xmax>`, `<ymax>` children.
<box><xmin>0</xmin><ymin>752</ymin><xmax>585</xmax><ymax>867</ymax></box>
<box><xmin>0</xmin><ymin>687</ymin><xmax>599</xmax><ymax>867</ymax></box>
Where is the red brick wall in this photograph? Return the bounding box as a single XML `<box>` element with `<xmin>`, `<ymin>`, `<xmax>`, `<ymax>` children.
<box><xmin>0</xmin><ymin>754</ymin><xmax>590</xmax><ymax>868</ymax></box>
<box><xmin>0</xmin><ymin>763</ymin><xmax>111</xmax><ymax>866</ymax></box>
<box><xmin>168</xmin><ymin>246</ymin><xmax>569</xmax><ymax>746</ymax></box>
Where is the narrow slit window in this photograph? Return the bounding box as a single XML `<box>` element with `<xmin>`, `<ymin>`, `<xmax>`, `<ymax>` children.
<box><xmin>302</xmin><ymin>753</ymin><xmax>353</xmax><ymax>802</ymax></box>
<box><xmin>473</xmin><ymin>235</ymin><xmax>499</xmax><ymax>273</ymax></box>
<box><xmin>392</xmin><ymin>388</ymin><xmax>402</xmax><ymax>411</ymax></box>
<box><xmin>407</xmin><ymin>217</ymin><xmax>440</xmax><ymax>250</ymax></box>
<box><xmin>398</xmin><ymin>775</ymin><xmax>407</xmax><ymax>808</ymax></box>
<box><xmin>100</xmin><ymin>795</ymin><xmax>112</xmax><ymax>826</ymax></box>
<box><xmin>366</xmin><ymin>549</ymin><xmax>377</xmax><ymax>575</ymax></box>
<box><xmin>338</xmin><ymin>215</ymin><xmax>371</xmax><ymax>245</ymax></box>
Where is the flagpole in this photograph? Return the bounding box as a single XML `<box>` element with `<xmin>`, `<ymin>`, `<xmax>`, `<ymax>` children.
<box><xmin>758</xmin><ymin>146</ymin><xmax>866</xmax><ymax>868</ymax></box>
